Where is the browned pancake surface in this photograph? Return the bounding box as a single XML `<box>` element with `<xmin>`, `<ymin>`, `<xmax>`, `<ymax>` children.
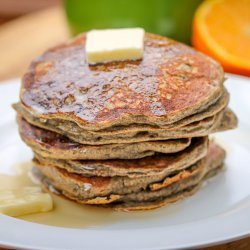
<box><xmin>21</xmin><ymin>33</ymin><xmax>223</xmax><ymax>129</ymax></box>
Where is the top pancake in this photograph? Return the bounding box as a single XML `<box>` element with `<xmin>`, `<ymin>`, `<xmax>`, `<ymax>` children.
<box><xmin>20</xmin><ymin>33</ymin><xmax>224</xmax><ymax>131</ymax></box>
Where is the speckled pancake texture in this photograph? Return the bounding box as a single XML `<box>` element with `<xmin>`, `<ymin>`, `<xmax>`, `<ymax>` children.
<box><xmin>20</xmin><ymin>33</ymin><xmax>224</xmax><ymax>131</ymax></box>
<box><xmin>15</xmin><ymin>32</ymin><xmax>237</xmax><ymax>210</ymax></box>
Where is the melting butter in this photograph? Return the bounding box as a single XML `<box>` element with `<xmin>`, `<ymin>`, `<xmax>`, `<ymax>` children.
<box><xmin>86</xmin><ymin>28</ymin><xmax>145</xmax><ymax>64</ymax></box>
<box><xmin>0</xmin><ymin>187</ymin><xmax>53</xmax><ymax>217</ymax></box>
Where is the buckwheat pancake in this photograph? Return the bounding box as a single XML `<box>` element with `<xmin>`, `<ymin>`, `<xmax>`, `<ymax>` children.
<box><xmin>32</xmin><ymin>138</ymin><xmax>208</xmax><ymax>199</ymax></box>
<box><xmin>15</xmin><ymin>88</ymin><xmax>234</xmax><ymax>145</ymax></box>
<box><xmin>18</xmin><ymin>117</ymin><xmax>192</xmax><ymax>160</ymax></box>
<box><xmin>16</xmin><ymin>87</ymin><xmax>229</xmax><ymax>133</ymax></box>
<box><xmin>34</xmin><ymin>137</ymin><xmax>208</xmax><ymax>178</ymax></box>
<box><xmin>32</xmin><ymin>143</ymin><xmax>225</xmax><ymax>211</ymax></box>
<box><xmin>20</xmin><ymin>33</ymin><xmax>224</xmax><ymax>133</ymax></box>
<box><xmin>17</xmin><ymin>106</ymin><xmax>237</xmax><ymax>145</ymax></box>
<box><xmin>15</xmin><ymin>30</ymin><xmax>237</xmax><ymax>212</ymax></box>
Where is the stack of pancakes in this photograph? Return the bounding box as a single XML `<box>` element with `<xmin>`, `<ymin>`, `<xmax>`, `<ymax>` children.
<box><xmin>15</xmin><ymin>33</ymin><xmax>237</xmax><ymax>211</ymax></box>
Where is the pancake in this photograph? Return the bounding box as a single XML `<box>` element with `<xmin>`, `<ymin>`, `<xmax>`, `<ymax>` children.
<box><xmin>18</xmin><ymin>117</ymin><xmax>192</xmax><ymax>160</ymax></box>
<box><xmin>15</xmin><ymin>87</ymin><xmax>229</xmax><ymax>136</ymax></box>
<box><xmin>32</xmin><ymin>143</ymin><xmax>225</xmax><ymax>210</ymax></box>
<box><xmin>17</xmin><ymin>106</ymin><xmax>237</xmax><ymax>145</ymax></box>
<box><xmin>34</xmin><ymin>137</ymin><xmax>208</xmax><ymax>178</ymax></box>
<box><xmin>15</xmin><ymin>88</ymin><xmax>231</xmax><ymax>145</ymax></box>
<box><xmin>20</xmin><ymin>33</ymin><xmax>224</xmax><ymax>132</ymax></box>
<box><xmin>32</xmin><ymin>138</ymin><xmax>208</xmax><ymax>199</ymax></box>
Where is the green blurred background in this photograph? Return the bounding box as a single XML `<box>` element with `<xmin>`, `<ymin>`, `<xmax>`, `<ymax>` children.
<box><xmin>64</xmin><ymin>0</ymin><xmax>202</xmax><ymax>44</ymax></box>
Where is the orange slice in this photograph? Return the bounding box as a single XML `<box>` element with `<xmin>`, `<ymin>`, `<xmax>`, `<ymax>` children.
<box><xmin>192</xmin><ymin>0</ymin><xmax>250</xmax><ymax>76</ymax></box>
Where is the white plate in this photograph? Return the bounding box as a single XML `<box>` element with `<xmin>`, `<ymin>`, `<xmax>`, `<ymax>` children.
<box><xmin>0</xmin><ymin>75</ymin><xmax>250</xmax><ymax>250</ymax></box>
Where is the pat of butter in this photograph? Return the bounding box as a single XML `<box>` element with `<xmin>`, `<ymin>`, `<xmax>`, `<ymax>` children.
<box><xmin>86</xmin><ymin>28</ymin><xmax>145</xmax><ymax>64</ymax></box>
<box><xmin>0</xmin><ymin>187</ymin><xmax>53</xmax><ymax>217</ymax></box>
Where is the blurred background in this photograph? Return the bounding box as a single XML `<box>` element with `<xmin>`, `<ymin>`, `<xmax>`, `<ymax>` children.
<box><xmin>0</xmin><ymin>0</ymin><xmax>249</xmax><ymax>81</ymax></box>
